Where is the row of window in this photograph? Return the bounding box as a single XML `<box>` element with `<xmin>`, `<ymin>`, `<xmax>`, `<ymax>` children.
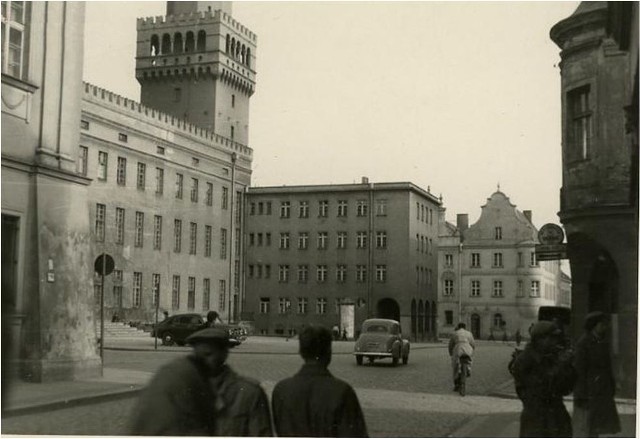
<box><xmin>443</xmin><ymin>311</ymin><xmax>506</xmax><ymax>329</ymax></box>
<box><xmin>442</xmin><ymin>279</ymin><xmax>542</xmax><ymax>298</ymax></box>
<box><xmin>95</xmin><ymin>204</ymin><xmax>235</xmax><ymax>259</ymax></box>
<box><xmin>95</xmin><ymin>271</ymin><xmax>226</xmax><ymax>312</ymax></box>
<box><xmin>248</xmin><ymin>231</ymin><xmax>388</xmax><ymax>250</ymax></box>
<box><xmin>80</xmin><ymin>148</ymin><xmax>235</xmax><ymax>209</ymax></box>
<box><xmin>251</xmin><ymin>264</ymin><xmax>388</xmax><ymax>283</ymax></box>
<box><xmin>149</xmin><ymin>30</ymin><xmax>207</xmax><ymax>57</ymax></box>
<box><xmin>416</xmin><ymin>234</ymin><xmax>434</xmax><ymax>255</ymax></box>
<box><xmin>416</xmin><ymin>202</ymin><xmax>435</xmax><ymax>225</ymax></box>
<box><xmin>263</xmin><ymin>199</ymin><xmax>389</xmax><ymax>219</ymax></box>
<box><xmin>259</xmin><ymin>297</ymin><xmax>347</xmax><ymax>315</ymax></box>
<box><xmin>444</xmin><ymin>251</ymin><xmax>538</xmax><ymax>269</ymax></box>
<box><xmin>416</xmin><ymin>266</ymin><xmax>434</xmax><ymax>286</ymax></box>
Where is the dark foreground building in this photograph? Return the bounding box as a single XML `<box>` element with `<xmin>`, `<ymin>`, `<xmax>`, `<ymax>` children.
<box><xmin>550</xmin><ymin>1</ymin><xmax>638</xmax><ymax>397</ymax></box>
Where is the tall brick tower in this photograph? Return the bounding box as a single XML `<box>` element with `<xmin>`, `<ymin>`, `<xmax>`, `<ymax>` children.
<box><xmin>136</xmin><ymin>1</ymin><xmax>256</xmax><ymax>145</ymax></box>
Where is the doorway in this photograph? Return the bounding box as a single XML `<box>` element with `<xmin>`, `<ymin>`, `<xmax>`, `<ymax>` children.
<box><xmin>376</xmin><ymin>298</ymin><xmax>400</xmax><ymax>322</ymax></box>
<box><xmin>470</xmin><ymin>313</ymin><xmax>481</xmax><ymax>339</ymax></box>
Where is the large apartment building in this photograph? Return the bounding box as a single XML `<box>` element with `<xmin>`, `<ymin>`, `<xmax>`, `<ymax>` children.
<box><xmin>438</xmin><ymin>190</ymin><xmax>570</xmax><ymax>339</ymax></box>
<box><xmin>244</xmin><ymin>180</ymin><xmax>442</xmax><ymax>340</ymax></box>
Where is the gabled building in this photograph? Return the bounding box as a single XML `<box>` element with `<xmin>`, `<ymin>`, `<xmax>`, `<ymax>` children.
<box><xmin>438</xmin><ymin>190</ymin><xmax>570</xmax><ymax>339</ymax></box>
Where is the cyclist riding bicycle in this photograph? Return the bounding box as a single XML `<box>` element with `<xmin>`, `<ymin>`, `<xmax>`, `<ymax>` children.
<box><xmin>448</xmin><ymin>322</ymin><xmax>476</xmax><ymax>392</ymax></box>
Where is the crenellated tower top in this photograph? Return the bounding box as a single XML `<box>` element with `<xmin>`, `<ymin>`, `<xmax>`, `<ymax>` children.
<box><xmin>135</xmin><ymin>1</ymin><xmax>256</xmax><ymax>145</ymax></box>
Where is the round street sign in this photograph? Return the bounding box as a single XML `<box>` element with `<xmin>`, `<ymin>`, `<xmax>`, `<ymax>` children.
<box><xmin>94</xmin><ymin>254</ymin><xmax>115</xmax><ymax>276</ymax></box>
<box><xmin>538</xmin><ymin>223</ymin><xmax>565</xmax><ymax>245</ymax></box>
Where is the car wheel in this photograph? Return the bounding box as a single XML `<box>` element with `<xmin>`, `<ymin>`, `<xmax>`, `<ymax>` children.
<box><xmin>402</xmin><ymin>354</ymin><xmax>409</xmax><ymax>365</ymax></box>
<box><xmin>162</xmin><ymin>333</ymin><xmax>175</xmax><ymax>346</ymax></box>
<box><xmin>356</xmin><ymin>355</ymin><xmax>363</xmax><ymax>366</ymax></box>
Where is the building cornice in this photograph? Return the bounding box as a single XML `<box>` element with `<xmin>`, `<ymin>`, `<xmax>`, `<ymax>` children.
<box><xmin>1</xmin><ymin>154</ymin><xmax>93</xmax><ymax>186</ymax></box>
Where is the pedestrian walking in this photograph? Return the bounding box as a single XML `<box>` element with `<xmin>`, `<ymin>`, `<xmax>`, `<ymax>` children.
<box><xmin>332</xmin><ymin>324</ymin><xmax>340</xmax><ymax>341</ymax></box>
<box><xmin>342</xmin><ymin>328</ymin><xmax>348</xmax><ymax>341</ymax></box>
<box><xmin>130</xmin><ymin>327</ymin><xmax>272</xmax><ymax>436</ymax></box>
<box><xmin>515</xmin><ymin>329</ymin><xmax>522</xmax><ymax>347</ymax></box>
<box><xmin>206</xmin><ymin>310</ymin><xmax>221</xmax><ymax>327</ymax></box>
<box><xmin>572</xmin><ymin>311</ymin><xmax>621</xmax><ymax>437</ymax></box>
<box><xmin>511</xmin><ymin>321</ymin><xmax>575</xmax><ymax>437</ymax></box>
<box><xmin>272</xmin><ymin>325</ymin><xmax>368</xmax><ymax>437</ymax></box>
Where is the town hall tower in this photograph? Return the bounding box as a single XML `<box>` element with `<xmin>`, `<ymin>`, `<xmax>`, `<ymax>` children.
<box><xmin>136</xmin><ymin>1</ymin><xmax>256</xmax><ymax>145</ymax></box>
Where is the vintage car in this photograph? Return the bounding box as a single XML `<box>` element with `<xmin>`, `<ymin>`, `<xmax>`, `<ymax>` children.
<box><xmin>152</xmin><ymin>313</ymin><xmax>242</xmax><ymax>346</ymax></box>
<box><xmin>353</xmin><ymin>318</ymin><xmax>410</xmax><ymax>366</ymax></box>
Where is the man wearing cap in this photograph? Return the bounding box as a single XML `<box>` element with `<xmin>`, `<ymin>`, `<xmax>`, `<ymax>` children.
<box><xmin>573</xmin><ymin>311</ymin><xmax>620</xmax><ymax>437</ymax></box>
<box><xmin>271</xmin><ymin>325</ymin><xmax>368</xmax><ymax>437</ymax></box>
<box><xmin>448</xmin><ymin>322</ymin><xmax>475</xmax><ymax>392</ymax></box>
<box><xmin>130</xmin><ymin>327</ymin><xmax>272</xmax><ymax>436</ymax></box>
<box><xmin>511</xmin><ymin>320</ymin><xmax>576</xmax><ymax>437</ymax></box>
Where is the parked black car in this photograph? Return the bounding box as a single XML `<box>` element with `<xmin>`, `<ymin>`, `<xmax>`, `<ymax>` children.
<box><xmin>151</xmin><ymin>313</ymin><xmax>207</xmax><ymax>346</ymax></box>
<box><xmin>151</xmin><ymin>313</ymin><xmax>244</xmax><ymax>346</ymax></box>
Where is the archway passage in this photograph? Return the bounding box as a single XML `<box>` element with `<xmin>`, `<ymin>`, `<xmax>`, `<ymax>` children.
<box><xmin>470</xmin><ymin>313</ymin><xmax>481</xmax><ymax>339</ymax></box>
<box><xmin>376</xmin><ymin>298</ymin><xmax>400</xmax><ymax>322</ymax></box>
<box><xmin>589</xmin><ymin>253</ymin><xmax>619</xmax><ymax>314</ymax></box>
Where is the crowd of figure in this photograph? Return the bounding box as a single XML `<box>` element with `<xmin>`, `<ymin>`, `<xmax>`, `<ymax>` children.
<box><xmin>128</xmin><ymin>310</ymin><xmax>621</xmax><ymax>438</ymax></box>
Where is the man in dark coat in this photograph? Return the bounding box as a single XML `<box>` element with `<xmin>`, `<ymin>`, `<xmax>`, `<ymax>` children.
<box><xmin>511</xmin><ymin>321</ymin><xmax>575</xmax><ymax>438</ymax></box>
<box><xmin>130</xmin><ymin>327</ymin><xmax>272</xmax><ymax>436</ymax></box>
<box><xmin>272</xmin><ymin>325</ymin><xmax>368</xmax><ymax>437</ymax></box>
<box><xmin>573</xmin><ymin>311</ymin><xmax>621</xmax><ymax>437</ymax></box>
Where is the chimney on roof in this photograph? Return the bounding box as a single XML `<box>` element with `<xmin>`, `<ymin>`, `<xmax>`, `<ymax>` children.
<box><xmin>457</xmin><ymin>214</ymin><xmax>469</xmax><ymax>232</ymax></box>
<box><xmin>523</xmin><ymin>210</ymin><xmax>532</xmax><ymax>223</ymax></box>
<box><xmin>361</xmin><ymin>176</ymin><xmax>369</xmax><ymax>184</ymax></box>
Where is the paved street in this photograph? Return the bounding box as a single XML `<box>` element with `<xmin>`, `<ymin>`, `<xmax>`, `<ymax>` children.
<box><xmin>2</xmin><ymin>338</ymin><xmax>522</xmax><ymax>436</ymax></box>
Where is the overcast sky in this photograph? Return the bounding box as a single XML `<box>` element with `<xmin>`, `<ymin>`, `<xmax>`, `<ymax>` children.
<box><xmin>83</xmin><ymin>1</ymin><xmax>578</xmax><ymax>228</ymax></box>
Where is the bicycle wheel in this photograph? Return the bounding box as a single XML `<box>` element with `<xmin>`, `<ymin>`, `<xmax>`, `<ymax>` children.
<box><xmin>459</xmin><ymin>362</ymin><xmax>467</xmax><ymax>396</ymax></box>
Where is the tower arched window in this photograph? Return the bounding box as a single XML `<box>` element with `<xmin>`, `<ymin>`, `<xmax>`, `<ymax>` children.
<box><xmin>225</xmin><ymin>34</ymin><xmax>230</xmax><ymax>53</ymax></box>
<box><xmin>246</xmin><ymin>48</ymin><xmax>251</xmax><ymax>68</ymax></box>
<box><xmin>185</xmin><ymin>31</ymin><xmax>195</xmax><ymax>52</ymax></box>
<box><xmin>150</xmin><ymin>34</ymin><xmax>160</xmax><ymax>56</ymax></box>
<box><xmin>231</xmin><ymin>38</ymin><xmax>236</xmax><ymax>58</ymax></box>
<box><xmin>173</xmin><ymin>32</ymin><xmax>183</xmax><ymax>54</ymax></box>
<box><xmin>161</xmin><ymin>33</ymin><xmax>171</xmax><ymax>55</ymax></box>
<box><xmin>241</xmin><ymin>44</ymin><xmax>246</xmax><ymax>64</ymax></box>
<box><xmin>230</xmin><ymin>126</ymin><xmax>235</xmax><ymax>141</ymax></box>
<box><xmin>235</xmin><ymin>43</ymin><xmax>241</xmax><ymax>60</ymax></box>
<box><xmin>197</xmin><ymin>30</ymin><xmax>206</xmax><ymax>52</ymax></box>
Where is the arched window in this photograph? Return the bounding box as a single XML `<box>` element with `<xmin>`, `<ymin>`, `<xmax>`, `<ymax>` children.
<box><xmin>424</xmin><ymin>301</ymin><xmax>431</xmax><ymax>333</ymax></box>
<box><xmin>246</xmin><ymin>48</ymin><xmax>251</xmax><ymax>68</ymax></box>
<box><xmin>410</xmin><ymin>299</ymin><xmax>417</xmax><ymax>339</ymax></box>
<box><xmin>241</xmin><ymin>44</ymin><xmax>246</xmax><ymax>64</ymax></box>
<box><xmin>150</xmin><ymin>34</ymin><xmax>160</xmax><ymax>56</ymax></box>
<box><xmin>431</xmin><ymin>301</ymin><xmax>437</xmax><ymax>335</ymax></box>
<box><xmin>235</xmin><ymin>43</ymin><xmax>241</xmax><ymax>60</ymax></box>
<box><xmin>231</xmin><ymin>38</ymin><xmax>236</xmax><ymax>58</ymax></box>
<box><xmin>417</xmin><ymin>300</ymin><xmax>424</xmax><ymax>338</ymax></box>
<box><xmin>493</xmin><ymin>313</ymin><xmax>503</xmax><ymax>328</ymax></box>
<box><xmin>173</xmin><ymin>32</ymin><xmax>183</xmax><ymax>54</ymax></box>
<box><xmin>225</xmin><ymin>34</ymin><xmax>230</xmax><ymax>53</ymax></box>
<box><xmin>185</xmin><ymin>31</ymin><xmax>195</xmax><ymax>52</ymax></box>
<box><xmin>161</xmin><ymin>33</ymin><xmax>171</xmax><ymax>55</ymax></box>
<box><xmin>197</xmin><ymin>30</ymin><xmax>206</xmax><ymax>52</ymax></box>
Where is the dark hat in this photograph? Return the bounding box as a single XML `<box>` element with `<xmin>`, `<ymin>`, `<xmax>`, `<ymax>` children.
<box><xmin>530</xmin><ymin>321</ymin><xmax>562</xmax><ymax>339</ymax></box>
<box><xmin>584</xmin><ymin>311</ymin><xmax>607</xmax><ymax>331</ymax></box>
<box><xmin>186</xmin><ymin>327</ymin><xmax>236</xmax><ymax>347</ymax></box>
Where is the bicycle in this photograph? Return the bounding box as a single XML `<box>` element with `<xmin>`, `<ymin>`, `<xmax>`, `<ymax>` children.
<box><xmin>456</xmin><ymin>354</ymin><xmax>472</xmax><ymax>396</ymax></box>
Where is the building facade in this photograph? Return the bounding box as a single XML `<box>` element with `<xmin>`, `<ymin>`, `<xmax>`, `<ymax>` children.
<box><xmin>244</xmin><ymin>181</ymin><xmax>442</xmax><ymax>340</ymax></box>
<box><xmin>438</xmin><ymin>191</ymin><xmax>570</xmax><ymax>339</ymax></box>
<box><xmin>551</xmin><ymin>2</ymin><xmax>638</xmax><ymax>397</ymax></box>
<box><xmin>81</xmin><ymin>1</ymin><xmax>256</xmax><ymax>324</ymax></box>
<box><xmin>1</xmin><ymin>2</ymin><xmax>102</xmax><ymax>381</ymax></box>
